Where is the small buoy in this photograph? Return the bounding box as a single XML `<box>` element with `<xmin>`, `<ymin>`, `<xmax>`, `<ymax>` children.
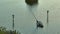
<box><xmin>25</xmin><ymin>0</ymin><xmax>38</xmax><ymax>5</ymax></box>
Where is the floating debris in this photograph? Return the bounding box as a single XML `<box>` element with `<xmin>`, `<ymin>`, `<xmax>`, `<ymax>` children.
<box><xmin>36</xmin><ymin>20</ymin><xmax>44</xmax><ymax>28</ymax></box>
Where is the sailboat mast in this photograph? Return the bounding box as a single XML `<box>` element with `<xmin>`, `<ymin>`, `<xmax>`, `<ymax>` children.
<box><xmin>12</xmin><ymin>14</ymin><xmax>14</xmax><ymax>31</ymax></box>
<box><xmin>47</xmin><ymin>10</ymin><xmax>49</xmax><ymax>26</ymax></box>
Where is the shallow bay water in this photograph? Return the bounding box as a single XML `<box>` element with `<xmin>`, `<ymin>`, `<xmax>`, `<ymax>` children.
<box><xmin>0</xmin><ymin>0</ymin><xmax>60</xmax><ymax>34</ymax></box>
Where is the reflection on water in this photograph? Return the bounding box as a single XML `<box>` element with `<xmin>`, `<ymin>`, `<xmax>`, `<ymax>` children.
<box><xmin>0</xmin><ymin>0</ymin><xmax>60</xmax><ymax>34</ymax></box>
